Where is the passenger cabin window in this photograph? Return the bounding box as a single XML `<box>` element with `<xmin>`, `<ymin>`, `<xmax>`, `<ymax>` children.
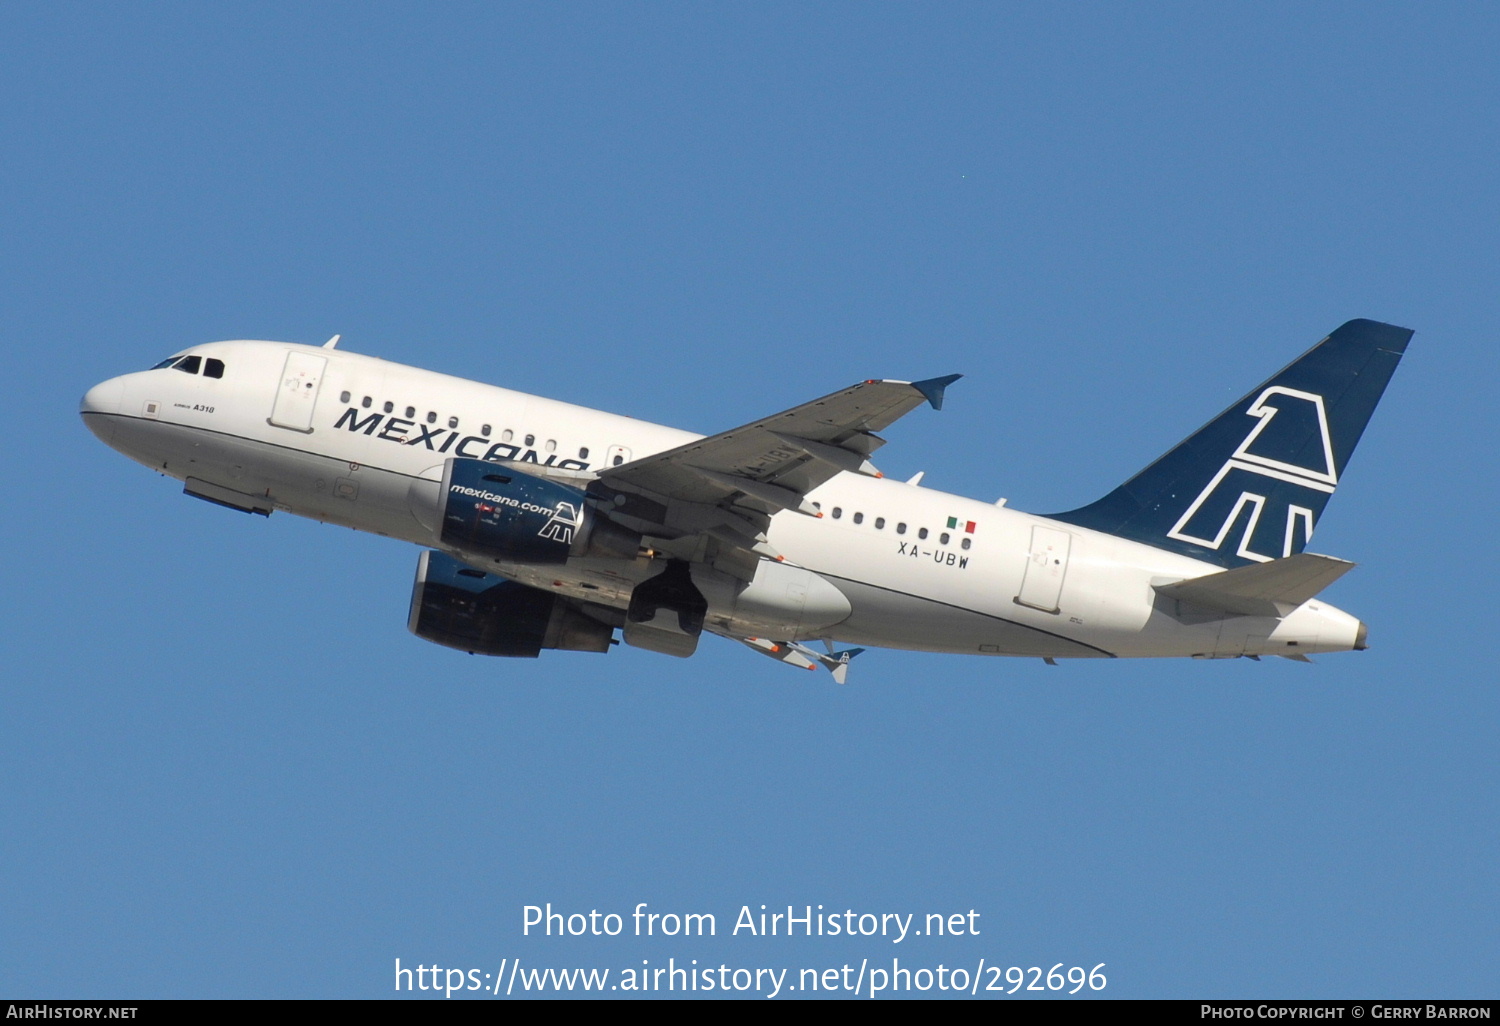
<box><xmin>173</xmin><ymin>355</ymin><xmax>201</xmax><ymax>375</ymax></box>
<box><xmin>524</xmin><ymin>434</ymin><xmax>535</xmax><ymax>446</ymax></box>
<box><xmin>482</xmin><ymin>424</ymin><xmax>492</xmax><ymax>437</ymax></box>
<box><xmin>405</xmin><ymin>406</ymin><xmax>416</xmax><ymax>419</ymax></box>
<box><xmin>579</xmin><ymin>447</ymin><xmax>589</xmax><ymax>459</ymax></box>
<box><xmin>875</xmin><ymin>517</ymin><xmax>885</xmax><ymax>529</ymax></box>
<box><xmin>449</xmin><ymin>416</ymin><xmax>459</xmax><ymax>429</ymax></box>
<box><xmin>426</xmin><ymin>411</ymin><xmax>437</xmax><ymax>424</ymax></box>
<box><xmin>340</xmin><ymin>391</ymin><xmax>351</xmax><ymax>403</ymax></box>
<box><xmin>918</xmin><ymin>528</ymin><xmax>929</xmax><ymax>540</ymax></box>
<box><xmin>832</xmin><ymin>508</ymin><xmax>843</xmax><ymax>519</ymax></box>
<box><xmin>204</xmin><ymin>358</ymin><xmax>225</xmax><ymax>379</ymax></box>
<box><xmin>853</xmin><ymin>512</ymin><xmax>864</xmax><ymax>524</ymax></box>
<box><xmin>502</xmin><ymin>429</ymin><xmax>514</xmax><ymax>442</ymax></box>
<box><xmin>361</xmin><ymin>396</ymin><xmax>372</xmax><ymax>409</ymax></box>
<box><xmin>384</xmin><ymin>401</ymin><xmax>394</xmax><ymax>413</ymax></box>
<box><xmin>897</xmin><ymin>523</ymin><xmax>907</xmax><ymax>534</ymax></box>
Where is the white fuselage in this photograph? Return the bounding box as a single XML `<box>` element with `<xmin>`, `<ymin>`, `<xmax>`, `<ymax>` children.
<box><xmin>80</xmin><ymin>340</ymin><xmax>1366</xmax><ymax>660</ymax></box>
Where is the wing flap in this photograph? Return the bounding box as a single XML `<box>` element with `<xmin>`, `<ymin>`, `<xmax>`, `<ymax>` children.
<box><xmin>687</xmin><ymin>466</ymin><xmax>823</xmax><ymax>517</ymax></box>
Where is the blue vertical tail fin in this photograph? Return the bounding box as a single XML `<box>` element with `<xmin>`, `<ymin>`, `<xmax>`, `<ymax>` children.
<box><xmin>1049</xmin><ymin>319</ymin><xmax>1413</xmax><ymax>568</ymax></box>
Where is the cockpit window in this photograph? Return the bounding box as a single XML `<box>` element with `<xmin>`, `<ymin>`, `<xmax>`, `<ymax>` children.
<box><xmin>150</xmin><ymin>353</ymin><xmax>222</xmax><ymax>375</ymax></box>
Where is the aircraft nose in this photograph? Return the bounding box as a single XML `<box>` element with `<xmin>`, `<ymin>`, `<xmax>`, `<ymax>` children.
<box><xmin>80</xmin><ymin>377</ymin><xmax>123</xmax><ymax>417</ymax></box>
<box><xmin>80</xmin><ymin>377</ymin><xmax>125</xmax><ymax>444</ymax></box>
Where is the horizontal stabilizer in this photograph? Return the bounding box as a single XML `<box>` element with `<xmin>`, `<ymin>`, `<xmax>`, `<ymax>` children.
<box><xmin>740</xmin><ymin>636</ymin><xmax>818</xmax><ymax>672</ymax></box>
<box><xmin>737</xmin><ymin>637</ymin><xmax>866</xmax><ymax>682</ymax></box>
<box><xmin>788</xmin><ymin>642</ymin><xmax>865</xmax><ymax>684</ymax></box>
<box><xmin>1154</xmin><ymin>553</ymin><xmax>1355</xmax><ymax>618</ymax></box>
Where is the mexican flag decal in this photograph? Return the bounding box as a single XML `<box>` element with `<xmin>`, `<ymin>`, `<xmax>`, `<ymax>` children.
<box><xmin>946</xmin><ymin>516</ymin><xmax>977</xmax><ymax>534</ymax></box>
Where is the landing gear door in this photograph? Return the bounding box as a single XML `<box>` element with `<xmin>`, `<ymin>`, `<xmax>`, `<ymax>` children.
<box><xmin>269</xmin><ymin>352</ymin><xmax>327</xmax><ymax>433</ymax></box>
<box><xmin>1015</xmin><ymin>526</ymin><xmax>1071</xmax><ymax>614</ymax></box>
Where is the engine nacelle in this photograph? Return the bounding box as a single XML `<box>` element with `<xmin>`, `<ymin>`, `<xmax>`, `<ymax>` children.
<box><xmin>408</xmin><ymin>458</ymin><xmax>640</xmax><ymax>565</ymax></box>
<box><xmin>407</xmin><ymin>550</ymin><xmax>613</xmax><ymax>657</ymax></box>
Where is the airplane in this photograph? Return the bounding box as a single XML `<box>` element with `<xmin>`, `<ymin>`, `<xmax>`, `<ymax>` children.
<box><xmin>79</xmin><ymin>319</ymin><xmax>1411</xmax><ymax>681</ymax></box>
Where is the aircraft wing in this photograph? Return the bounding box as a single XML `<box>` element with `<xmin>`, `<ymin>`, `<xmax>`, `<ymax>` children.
<box><xmin>592</xmin><ymin>374</ymin><xmax>960</xmax><ymax>577</ymax></box>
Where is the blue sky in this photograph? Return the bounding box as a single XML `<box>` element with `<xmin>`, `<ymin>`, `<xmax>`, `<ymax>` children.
<box><xmin>3</xmin><ymin>2</ymin><xmax>1496</xmax><ymax>999</ymax></box>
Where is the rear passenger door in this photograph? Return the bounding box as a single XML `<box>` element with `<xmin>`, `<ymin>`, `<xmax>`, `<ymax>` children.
<box><xmin>1015</xmin><ymin>526</ymin><xmax>1071</xmax><ymax>614</ymax></box>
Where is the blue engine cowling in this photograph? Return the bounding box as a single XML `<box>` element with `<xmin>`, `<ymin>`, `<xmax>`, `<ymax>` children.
<box><xmin>409</xmin><ymin>458</ymin><xmax>641</xmax><ymax>566</ymax></box>
<box><xmin>438</xmin><ymin>458</ymin><xmax>588</xmax><ymax>564</ymax></box>
<box><xmin>407</xmin><ymin>550</ymin><xmax>614</xmax><ymax>657</ymax></box>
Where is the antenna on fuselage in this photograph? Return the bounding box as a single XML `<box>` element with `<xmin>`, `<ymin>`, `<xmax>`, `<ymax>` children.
<box><xmin>322</xmin><ymin>334</ymin><xmax>341</xmax><ymax>349</ymax></box>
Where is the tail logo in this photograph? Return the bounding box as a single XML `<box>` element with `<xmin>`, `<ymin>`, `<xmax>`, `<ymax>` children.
<box><xmin>1166</xmin><ymin>387</ymin><xmax>1337</xmax><ymax>563</ymax></box>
